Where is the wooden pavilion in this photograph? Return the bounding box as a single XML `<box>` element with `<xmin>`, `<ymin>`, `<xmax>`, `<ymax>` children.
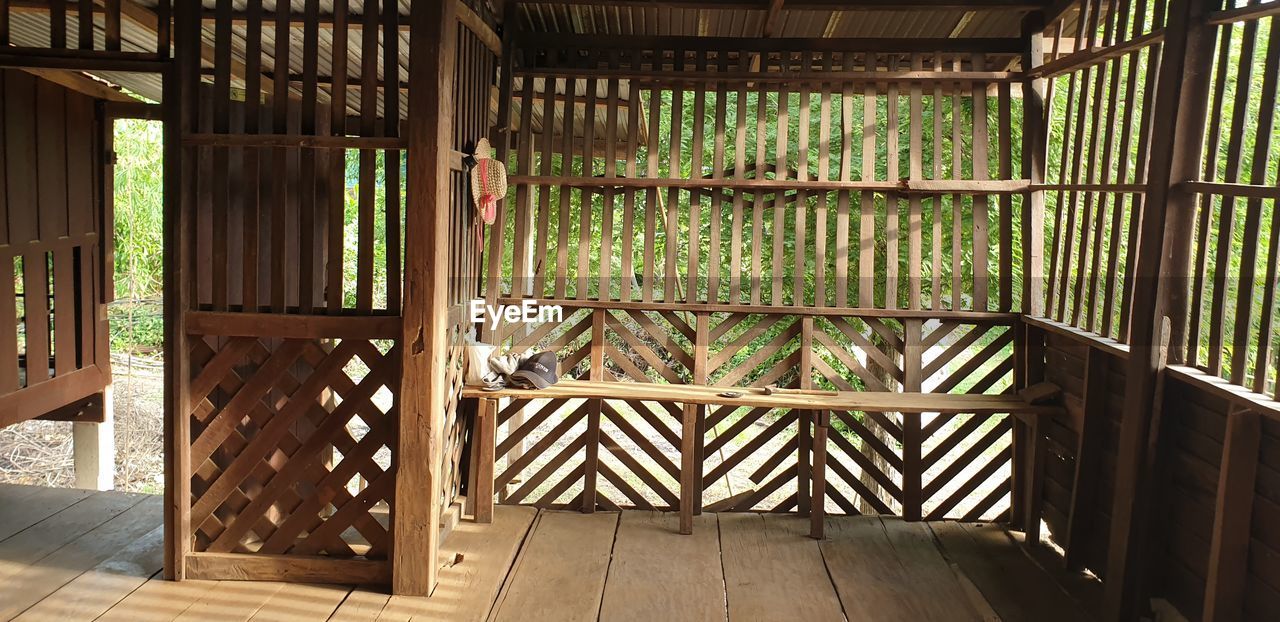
<box><xmin>1</xmin><ymin>0</ymin><xmax>1279</xmax><ymax>620</ymax></box>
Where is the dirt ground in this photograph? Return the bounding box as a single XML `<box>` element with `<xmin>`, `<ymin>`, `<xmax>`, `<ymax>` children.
<box><xmin>0</xmin><ymin>354</ymin><xmax>165</xmax><ymax>493</ymax></box>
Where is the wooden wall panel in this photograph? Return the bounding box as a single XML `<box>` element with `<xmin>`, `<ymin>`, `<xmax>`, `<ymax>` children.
<box><xmin>0</xmin><ymin>68</ymin><xmax>109</xmax><ymax>425</ymax></box>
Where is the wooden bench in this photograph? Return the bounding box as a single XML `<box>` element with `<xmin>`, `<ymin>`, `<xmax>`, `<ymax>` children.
<box><xmin>462</xmin><ymin>380</ymin><xmax>1064</xmax><ymax>538</ymax></box>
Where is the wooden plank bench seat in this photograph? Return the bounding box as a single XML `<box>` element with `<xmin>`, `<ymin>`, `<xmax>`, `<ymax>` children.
<box><xmin>462</xmin><ymin>380</ymin><xmax>1064</xmax><ymax>539</ymax></box>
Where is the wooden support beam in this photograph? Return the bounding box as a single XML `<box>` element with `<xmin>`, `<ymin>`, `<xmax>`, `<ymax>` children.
<box><xmin>1103</xmin><ymin>0</ymin><xmax>1218</xmax><ymax>615</ymax></box>
<box><xmin>515</xmin><ymin>33</ymin><xmax>1027</xmax><ymax>54</ymax></box>
<box><xmin>18</xmin><ymin>68</ymin><xmax>136</xmax><ymax>102</ymax></box>
<box><xmin>1021</xmin><ymin>14</ymin><xmax>1046</xmax><ymax>317</ymax></box>
<box><xmin>762</xmin><ymin>0</ymin><xmax>786</xmax><ymax>38</ymax></box>
<box><xmin>164</xmin><ymin>0</ymin><xmax>197</xmax><ymax>584</ymax></box>
<box><xmin>1202</xmin><ymin>408</ymin><xmax>1261</xmax><ymax>622</ymax></box>
<box><xmin>394</xmin><ymin>0</ymin><xmax>457</xmax><ymax>597</ymax></box>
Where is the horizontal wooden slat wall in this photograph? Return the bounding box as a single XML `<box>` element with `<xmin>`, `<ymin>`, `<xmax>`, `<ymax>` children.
<box><xmin>175</xmin><ymin>0</ymin><xmax>404</xmax><ymax>583</ymax></box>
<box><xmin>1184</xmin><ymin>0</ymin><xmax>1280</xmax><ymax>399</ymax></box>
<box><xmin>1039</xmin><ymin>0</ymin><xmax>1165</xmax><ymax>343</ymax></box>
<box><xmin>0</xmin><ymin>69</ymin><xmax>110</xmax><ymax>426</ymax></box>
<box><xmin>489</xmin><ymin>37</ymin><xmax>1026</xmax><ymax>312</ymax></box>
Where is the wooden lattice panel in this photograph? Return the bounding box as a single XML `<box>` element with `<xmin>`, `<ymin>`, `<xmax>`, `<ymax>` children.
<box><xmin>441</xmin><ymin>322</ymin><xmax>469</xmax><ymax>509</ymax></box>
<box><xmin>601</xmin><ymin>310</ymin><xmax>695</xmax><ymax>383</ymax></box>
<box><xmin>494</xmin><ymin>397</ymin><xmax>588</xmax><ymax>508</ymax></box>
<box><xmin>595</xmin><ymin>400</ymin><xmax>681</xmax><ymax>510</ymax></box>
<box><xmin>499</xmin><ymin>308</ymin><xmax>593</xmax><ymax>378</ymax></box>
<box><xmin>811</xmin><ymin>317</ymin><xmax>905</xmax><ymax>392</ymax></box>
<box><xmin>823</xmin><ymin>410</ymin><xmax>905</xmax><ymax>515</ymax></box>
<box><xmin>702</xmin><ymin>405</ymin><xmax>803</xmax><ymax>512</ymax></box>
<box><xmin>921</xmin><ymin>413</ymin><xmax>1013</xmax><ymax>521</ymax></box>
<box><xmin>187</xmin><ymin>335</ymin><xmax>398</xmax><ymax>559</ymax></box>
<box><xmin>707</xmin><ymin>314</ymin><xmax>802</xmax><ymax>387</ymax></box>
<box><xmin>921</xmin><ymin>322</ymin><xmax>1014</xmax><ymax>394</ymax></box>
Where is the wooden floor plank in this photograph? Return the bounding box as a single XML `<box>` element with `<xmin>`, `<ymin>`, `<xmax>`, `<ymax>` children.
<box><xmin>0</xmin><ymin>490</ymin><xmax>146</xmax><ymax>588</ymax></box>
<box><xmin>0</xmin><ymin>495</ymin><xmax>162</xmax><ymax>619</ymax></box>
<box><xmin>930</xmin><ymin>522</ymin><xmax>1092</xmax><ymax>622</ymax></box>
<box><xmin>819</xmin><ymin>516</ymin><xmax>986</xmax><ymax>621</ymax></box>
<box><xmin>489</xmin><ymin>510</ymin><xmax>619</xmax><ymax>622</ymax></box>
<box><xmin>377</xmin><ymin>505</ymin><xmax>538</xmax><ymax>622</ymax></box>
<box><xmin>720</xmin><ymin>513</ymin><xmax>845</xmax><ymax>621</ymax></box>
<box><xmin>328</xmin><ymin>586</ymin><xmax>391</xmax><ymax>622</ymax></box>
<box><xmin>879</xmin><ymin>518</ymin><xmax>994</xmax><ymax>619</ymax></box>
<box><xmin>250</xmin><ymin>583</ymin><xmax>352</xmax><ymax>621</ymax></box>
<box><xmin>600</xmin><ymin>512</ymin><xmax>726</xmax><ymax>622</ymax></box>
<box><xmin>0</xmin><ymin>484</ymin><xmax>95</xmax><ymax>542</ymax></box>
<box><xmin>172</xmin><ymin>580</ymin><xmax>287</xmax><ymax>621</ymax></box>
<box><xmin>97</xmin><ymin>578</ymin><xmax>221</xmax><ymax>622</ymax></box>
<box><xmin>14</xmin><ymin>525</ymin><xmax>163</xmax><ymax>621</ymax></box>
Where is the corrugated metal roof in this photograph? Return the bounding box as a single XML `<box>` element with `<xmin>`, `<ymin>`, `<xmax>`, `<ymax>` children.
<box><xmin>10</xmin><ymin>0</ymin><xmax>1034</xmax><ymax>120</ymax></box>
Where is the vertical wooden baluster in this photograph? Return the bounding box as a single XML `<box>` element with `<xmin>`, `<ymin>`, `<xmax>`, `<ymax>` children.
<box><xmin>620</xmin><ymin>68</ymin><xmax>641</xmax><ymax>302</ymax></box>
<box><xmin>708</xmin><ymin>55</ymin><xmax>727</xmax><ymax>303</ymax></box>
<box><xmin>815</xmin><ymin>53</ymin><xmax>833</xmax><ymax>307</ymax></box>
<box><xmin>860</xmin><ymin>54</ymin><xmax>877</xmax><ymax>309</ymax></box>
<box><xmin>997</xmin><ymin>81</ymin><xmax>1013</xmax><ymax>313</ymax></box>
<box><xmin>749</xmin><ymin>52</ymin><xmax>765</xmax><ymax>305</ymax></box>
<box><xmin>885</xmin><ymin>57</ymin><xmax>900</xmax><ymax>310</ymax></box>
<box><xmin>534</xmin><ymin>75</ymin><xmax>557</xmax><ymax>299</ymax></box>
<box><xmin>971</xmin><ymin>54</ymin><xmax>990</xmax><ymax>312</ymax></box>
<box><xmin>835</xmin><ymin>52</ymin><xmax>854</xmax><ymax>308</ymax></box>
<box><xmin>555</xmin><ymin>78</ymin><xmax>576</xmax><ymax>300</ymax></box>
<box><xmin>773</xmin><ymin>81</ymin><xmax>789</xmax><ymax>306</ymax></box>
<box><xmin>908</xmin><ymin>53</ymin><xmax>924</xmax><ymax>310</ymax></box>
<box><xmin>666</xmin><ymin>55</ymin><xmax>684</xmax><ymax>302</ymax></box>
<box><xmin>642</xmin><ymin>85</ymin><xmax>659</xmax><ymax>302</ymax></box>
<box><xmin>578</xmin><ymin>76</ymin><xmax>597</xmax><ymax>298</ymax></box>
<box><xmin>601</xmin><ymin>60</ymin><xmax>621</xmax><ymax>300</ymax></box>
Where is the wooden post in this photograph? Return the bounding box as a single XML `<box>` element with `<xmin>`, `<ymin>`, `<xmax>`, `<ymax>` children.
<box><xmin>394</xmin><ymin>0</ymin><xmax>457</xmax><ymax>597</ymax></box>
<box><xmin>902</xmin><ymin>318</ymin><xmax>923</xmax><ymax>521</ymax></box>
<box><xmin>693</xmin><ymin>312</ymin><xmax>710</xmax><ymax>515</ymax></box>
<box><xmin>1016</xmin><ymin>14</ymin><xmax>1047</xmax><ymax>533</ymax></box>
<box><xmin>73</xmin><ymin>388</ymin><xmax>115</xmax><ymax>491</ymax></box>
<box><xmin>1202</xmin><ymin>408</ymin><xmax>1261</xmax><ymax>622</ymax></box>
<box><xmin>797</xmin><ymin>316</ymin><xmax>814</xmax><ymax>516</ymax></box>
<box><xmin>680</xmin><ymin>402</ymin><xmax>697</xmax><ymax>535</ymax></box>
<box><xmin>473</xmin><ymin>398</ymin><xmax>498</xmax><ymax>524</ymax></box>
<box><xmin>583</xmin><ymin>309</ymin><xmax>605</xmax><ymax>513</ymax></box>
<box><xmin>1104</xmin><ymin>0</ymin><xmax>1217</xmax><ymax>616</ymax></box>
<box><xmin>164</xmin><ymin>0</ymin><xmax>197</xmax><ymax>582</ymax></box>
<box><xmin>809</xmin><ymin>409</ymin><xmax>829</xmax><ymax>540</ymax></box>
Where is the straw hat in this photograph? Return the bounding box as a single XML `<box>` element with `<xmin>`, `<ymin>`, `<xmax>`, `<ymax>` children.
<box><xmin>469</xmin><ymin>137</ymin><xmax>507</xmax><ymax>225</ymax></box>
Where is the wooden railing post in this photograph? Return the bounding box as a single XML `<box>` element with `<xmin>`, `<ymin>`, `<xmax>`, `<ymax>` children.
<box><xmin>582</xmin><ymin>309</ymin><xmax>606</xmax><ymax>513</ymax></box>
<box><xmin>798</xmin><ymin>316</ymin><xmax>814</xmax><ymax>516</ymax></box>
<box><xmin>395</xmin><ymin>0</ymin><xmax>458</xmax><ymax>597</ymax></box>
<box><xmin>693</xmin><ymin>312</ymin><xmax>710</xmax><ymax>515</ymax></box>
<box><xmin>1105</xmin><ymin>0</ymin><xmax>1218</xmax><ymax>615</ymax></box>
<box><xmin>902</xmin><ymin>318</ymin><xmax>923</xmax><ymax>521</ymax></box>
<box><xmin>1202</xmin><ymin>408</ymin><xmax>1261</xmax><ymax>622</ymax></box>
